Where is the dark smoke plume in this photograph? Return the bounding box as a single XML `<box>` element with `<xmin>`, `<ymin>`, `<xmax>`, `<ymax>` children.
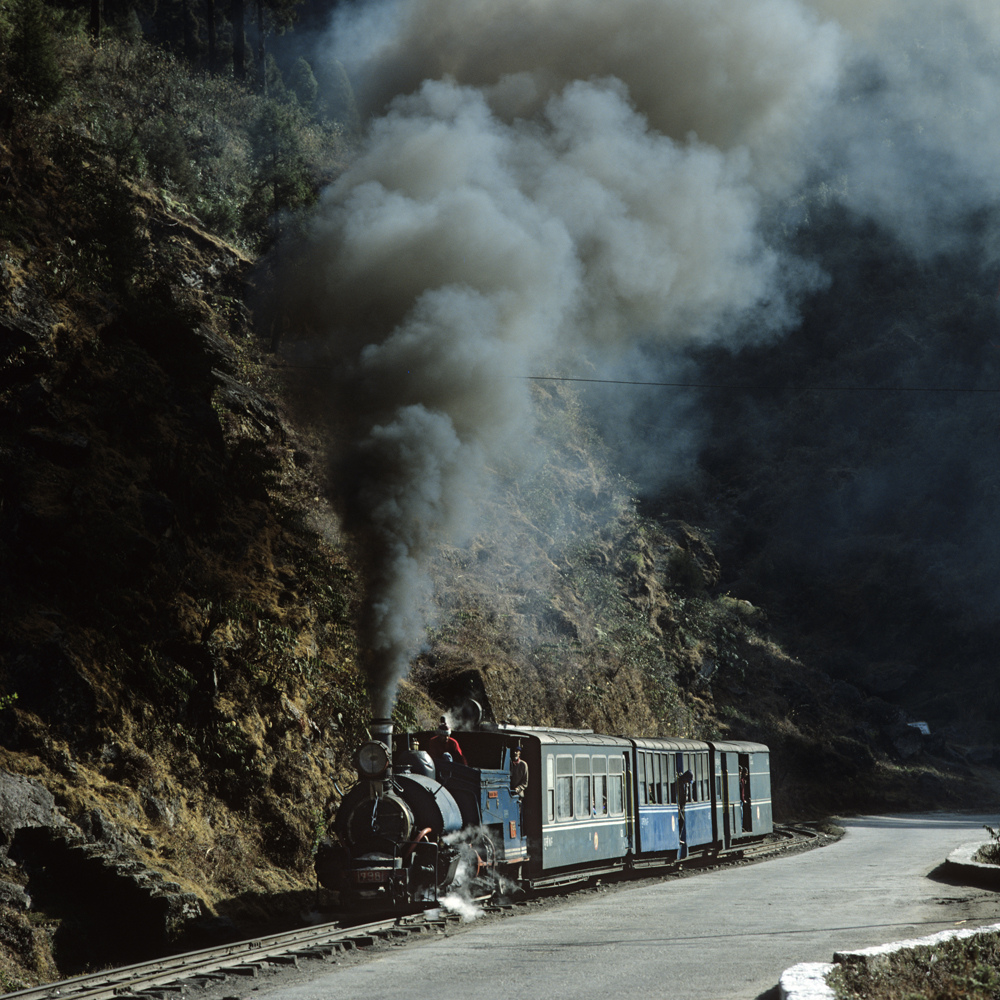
<box><xmin>273</xmin><ymin>0</ymin><xmax>1000</xmax><ymax>719</ymax></box>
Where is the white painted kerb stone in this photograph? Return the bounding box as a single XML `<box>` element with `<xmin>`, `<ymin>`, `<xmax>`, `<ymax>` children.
<box><xmin>834</xmin><ymin>921</ymin><xmax>1000</xmax><ymax>961</ymax></box>
<box><xmin>779</xmin><ymin>921</ymin><xmax>1000</xmax><ymax>1000</ymax></box>
<box><xmin>779</xmin><ymin>961</ymin><xmax>836</xmax><ymax>1000</ymax></box>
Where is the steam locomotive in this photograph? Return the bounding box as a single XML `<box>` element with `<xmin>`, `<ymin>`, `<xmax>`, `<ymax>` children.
<box><xmin>315</xmin><ymin>718</ymin><xmax>772</xmax><ymax>909</ymax></box>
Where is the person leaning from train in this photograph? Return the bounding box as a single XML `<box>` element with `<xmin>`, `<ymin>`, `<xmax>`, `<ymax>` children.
<box><xmin>428</xmin><ymin>717</ymin><xmax>467</xmax><ymax>765</ymax></box>
<box><xmin>678</xmin><ymin>768</ymin><xmax>694</xmax><ymax>807</ymax></box>
<box><xmin>510</xmin><ymin>745</ymin><xmax>529</xmax><ymax>796</ymax></box>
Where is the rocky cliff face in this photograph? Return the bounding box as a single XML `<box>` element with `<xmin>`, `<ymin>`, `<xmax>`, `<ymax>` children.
<box><xmin>0</xmin><ymin>131</ymin><xmax>376</xmax><ymax>986</ymax></box>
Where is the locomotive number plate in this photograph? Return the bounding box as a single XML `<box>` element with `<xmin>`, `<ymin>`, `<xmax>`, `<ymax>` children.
<box><xmin>356</xmin><ymin>869</ymin><xmax>390</xmax><ymax>882</ymax></box>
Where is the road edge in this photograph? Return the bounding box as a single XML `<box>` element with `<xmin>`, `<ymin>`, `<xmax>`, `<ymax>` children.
<box><xmin>778</xmin><ymin>841</ymin><xmax>1000</xmax><ymax>1000</ymax></box>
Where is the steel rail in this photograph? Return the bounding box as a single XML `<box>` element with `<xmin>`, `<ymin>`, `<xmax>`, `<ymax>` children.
<box><xmin>2</xmin><ymin>915</ymin><xmax>455</xmax><ymax>1000</ymax></box>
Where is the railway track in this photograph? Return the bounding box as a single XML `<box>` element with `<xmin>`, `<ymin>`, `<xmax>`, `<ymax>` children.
<box><xmin>1</xmin><ymin>915</ymin><xmax>464</xmax><ymax>1000</ymax></box>
<box><xmin>7</xmin><ymin>824</ymin><xmax>822</xmax><ymax>1000</ymax></box>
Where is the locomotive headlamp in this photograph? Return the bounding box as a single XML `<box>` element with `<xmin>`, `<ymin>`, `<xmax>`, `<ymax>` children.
<box><xmin>356</xmin><ymin>740</ymin><xmax>390</xmax><ymax>779</ymax></box>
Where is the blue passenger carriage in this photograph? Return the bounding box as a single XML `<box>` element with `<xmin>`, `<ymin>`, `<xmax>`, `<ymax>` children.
<box><xmin>630</xmin><ymin>738</ymin><xmax>716</xmax><ymax>861</ymax></box>
<box><xmin>526</xmin><ymin>729</ymin><xmax>633</xmax><ymax>884</ymax></box>
<box><xmin>709</xmin><ymin>740</ymin><xmax>772</xmax><ymax>847</ymax></box>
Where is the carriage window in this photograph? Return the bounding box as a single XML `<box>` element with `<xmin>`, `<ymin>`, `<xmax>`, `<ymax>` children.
<box><xmin>700</xmin><ymin>754</ymin><xmax>708</xmax><ymax>801</ymax></box>
<box><xmin>575</xmin><ymin>755</ymin><xmax>591</xmax><ymax>817</ymax></box>
<box><xmin>546</xmin><ymin>755</ymin><xmax>555</xmax><ymax>823</ymax></box>
<box><xmin>593</xmin><ymin>756</ymin><xmax>608</xmax><ymax>817</ymax></box>
<box><xmin>691</xmin><ymin>755</ymin><xmax>699</xmax><ymax>802</ymax></box>
<box><xmin>667</xmin><ymin>754</ymin><xmax>677</xmax><ymax>804</ymax></box>
<box><xmin>556</xmin><ymin>755</ymin><xmax>573</xmax><ymax>820</ymax></box>
<box><xmin>609</xmin><ymin>757</ymin><xmax>624</xmax><ymax>816</ymax></box>
<box><xmin>651</xmin><ymin>754</ymin><xmax>661</xmax><ymax>804</ymax></box>
<box><xmin>636</xmin><ymin>752</ymin><xmax>647</xmax><ymax>805</ymax></box>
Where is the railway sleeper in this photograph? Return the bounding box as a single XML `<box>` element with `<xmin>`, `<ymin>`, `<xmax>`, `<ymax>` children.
<box><xmin>220</xmin><ymin>963</ymin><xmax>262</xmax><ymax>976</ymax></box>
<box><xmin>296</xmin><ymin>944</ymin><xmax>343</xmax><ymax>958</ymax></box>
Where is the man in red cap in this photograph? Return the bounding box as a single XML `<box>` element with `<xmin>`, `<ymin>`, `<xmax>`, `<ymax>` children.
<box><xmin>428</xmin><ymin>717</ymin><xmax>466</xmax><ymax>765</ymax></box>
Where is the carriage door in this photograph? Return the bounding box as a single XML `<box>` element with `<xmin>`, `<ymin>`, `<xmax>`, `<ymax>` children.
<box><xmin>711</xmin><ymin>752</ymin><xmax>724</xmax><ymax>846</ymax></box>
<box><xmin>624</xmin><ymin>753</ymin><xmax>638</xmax><ymax>854</ymax></box>
<box><xmin>739</xmin><ymin>752</ymin><xmax>752</xmax><ymax>832</ymax></box>
<box><xmin>720</xmin><ymin>752</ymin><xmax>732</xmax><ymax>849</ymax></box>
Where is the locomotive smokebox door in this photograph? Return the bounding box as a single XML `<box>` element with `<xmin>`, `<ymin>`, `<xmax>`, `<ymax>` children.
<box><xmin>355</xmin><ymin>738</ymin><xmax>391</xmax><ymax>796</ymax></box>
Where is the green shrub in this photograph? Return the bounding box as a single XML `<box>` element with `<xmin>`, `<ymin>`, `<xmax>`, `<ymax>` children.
<box><xmin>244</xmin><ymin>98</ymin><xmax>315</xmax><ymax>236</ymax></box>
<box><xmin>143</xmin><ymin>117</ymin><xmax>197</xmax><ymax>199</ymax></box>
<box><xmin>979</xmin><ymin>824</ymin><xmax>1000</xmax><ymax>864</ymax></box>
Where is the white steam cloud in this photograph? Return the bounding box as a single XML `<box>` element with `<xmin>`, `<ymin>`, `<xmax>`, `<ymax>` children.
<box><xmin>275</xmin><ymin>0</ymin><xmax>1000</xmax><ymax>715</ymax></box>
<box><xmin>796</xmin><ymin>0</ymin><xmax>1000</xmax><ymax>258</ymax></box>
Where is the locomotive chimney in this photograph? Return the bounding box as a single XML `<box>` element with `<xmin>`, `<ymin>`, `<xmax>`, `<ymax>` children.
<box><xmin>372</xmin><ymin>718</ymin><xmax>393</xmax><ymax>760</ymax></box>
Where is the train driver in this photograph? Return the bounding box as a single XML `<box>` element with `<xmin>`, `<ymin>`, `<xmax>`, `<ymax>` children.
<box><xmin>510</xmin><ymin>745</ymin><xmax>529</xmax><ymax>796</ymax></box>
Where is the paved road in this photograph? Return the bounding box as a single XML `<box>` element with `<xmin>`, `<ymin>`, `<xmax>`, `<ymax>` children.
<box><xmin>253</xmin><ymin>814</ymin><xmax>1000</xmax><ymax>1000</ymax></box>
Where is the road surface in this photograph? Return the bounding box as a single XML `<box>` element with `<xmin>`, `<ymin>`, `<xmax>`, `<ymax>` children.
<box><xmin>250</xmin><ymin>814</ymin><xmax>1000</xmax><ymax>1000</ymax></box>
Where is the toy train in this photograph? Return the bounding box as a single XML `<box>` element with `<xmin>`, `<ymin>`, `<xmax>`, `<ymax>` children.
<box><xmin>315</xmin><ymin>718</ymin><xmax>771</xmax><ymax>909</ymax></box>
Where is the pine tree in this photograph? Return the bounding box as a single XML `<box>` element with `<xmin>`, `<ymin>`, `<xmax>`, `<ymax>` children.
<box><xmin>9</xmin><ymin>0</ymin><xmax>64</xmax><ymax>109</ymax></box>
<box><xmin>250</xmin><ymin>99</ymin><xmax>312</xmax><ymax>226</ymax></box>
<box><xmin>231</xmin><ymin>0</ymin><xmax>245</xmax><ymax>80</ymax></box>
<box><xmin>288</xmin><ymin>56</ymin><xmax>317</xmax><ymax>112</ymax></box>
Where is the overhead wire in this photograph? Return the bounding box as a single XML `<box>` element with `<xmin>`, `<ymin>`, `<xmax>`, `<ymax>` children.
<box><xmin>254</xmin><ymin>362</ymin><xmax>1000</xmax><ymax>394</ymax></box>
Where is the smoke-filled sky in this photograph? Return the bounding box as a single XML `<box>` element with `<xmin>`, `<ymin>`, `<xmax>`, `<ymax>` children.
<box><xmin>277</xmin><ymin>0</ymin><xmax>1000</xmax><ymax>716</ymax></box>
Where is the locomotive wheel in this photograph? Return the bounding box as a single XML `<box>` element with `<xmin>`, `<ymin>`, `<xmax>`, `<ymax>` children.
<box><xmin>474</xmin><ymin>834</ymin><xmax>496</xmax><ymax>877</ymax></box>
<box><xmin>471</xmin><ymin>834</ymin><xmax>499</xmax><ymax>897</ymax></box>
<box><xmin>442</xmin><ymin>834</ymin><xmax>497</xmax><ymax>898</ymax></box>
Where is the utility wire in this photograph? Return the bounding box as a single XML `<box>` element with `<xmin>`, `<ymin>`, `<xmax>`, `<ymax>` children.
<box><xmin>523</xmin><ymin>375</ymin><xmax>1000</xmax><ymax>393</ymax></box>
<box><xmin>259</xmin><ymin>362</ymin><xmax>1000</xmax><ymax>394</ymax></box>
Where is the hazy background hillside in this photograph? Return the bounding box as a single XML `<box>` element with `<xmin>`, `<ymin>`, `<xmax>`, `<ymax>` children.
<box><xmin>1</xmin><ymin>0</ymin><xmax>999</xmax><ymax>988</ymax></box>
